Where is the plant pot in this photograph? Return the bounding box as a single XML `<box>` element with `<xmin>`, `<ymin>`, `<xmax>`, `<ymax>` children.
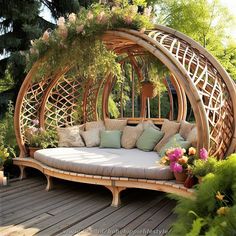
<box><xmin>174</xmin><ymin>171</ymin><xmax>188</xmax><ymax>184</ymax></box>
<box><xmin>28</xmin><ymin>147</ymin><xmax>40</xmax><ymax>158</ymax></box>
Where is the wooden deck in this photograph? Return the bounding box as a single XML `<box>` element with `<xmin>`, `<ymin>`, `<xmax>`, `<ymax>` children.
<box><xmin>0</xmin><ymin>172</ymin><xmax>176</xmax><ymax>236</ymax></box>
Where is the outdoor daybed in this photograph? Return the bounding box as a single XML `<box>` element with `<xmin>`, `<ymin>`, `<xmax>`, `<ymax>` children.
<box><xmin>13</xmin><ymin>25</ymin><xmax>236</xmax><ymax>207</ymax></box>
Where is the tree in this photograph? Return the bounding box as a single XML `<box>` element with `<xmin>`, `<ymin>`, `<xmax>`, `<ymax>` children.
<box><xmin>0</xmin><ymin>0</ymin><xmax>91</xmax><ymax>107</ymax></box>
<box><xmin>153</xmin><ymin>0</ymin><xmax>236</xmax><ymax>80</ymax></box>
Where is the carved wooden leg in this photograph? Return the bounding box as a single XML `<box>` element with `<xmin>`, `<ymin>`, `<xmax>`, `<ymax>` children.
<box><xmin>106</xmin><ymin>186</ymin><xmax>126</xmax><ymax>207</ymax></box>
<box><xmin>19</xmin><ymin>165</ymin><xmax>26</xmax><ymax>180</ymax></box>
<box><xmin>45</xmin><ymin>175</ymin><xmax>53</xmax><ymax>191</ymax></box>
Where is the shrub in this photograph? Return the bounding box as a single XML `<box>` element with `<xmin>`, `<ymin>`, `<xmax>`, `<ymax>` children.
<box><xmin>169</xmin><ymin>154</ymin><xmax>236</xmax><ymax>236</ymax></box>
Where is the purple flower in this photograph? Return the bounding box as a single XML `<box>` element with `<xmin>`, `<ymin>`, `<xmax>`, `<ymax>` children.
<box><xmin>170</xmin><ymin>162</ymin><xmax>183</xmax><ymax>173</ymax></box>
<box><xmin>32</xmin><ymin>119</ymin><xmax>39</xmax><ymax>126</ymax></box>
<box><xmin>200</xmin><ymin>148</ymin><xmax>208</xmax><ymax>160</ymax></box>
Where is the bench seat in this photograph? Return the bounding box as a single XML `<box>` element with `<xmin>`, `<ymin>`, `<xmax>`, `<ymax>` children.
<box><xmin>34</xmin><ymin>147</ymin><xmax>173</xmax><ymax>180</ymax></box>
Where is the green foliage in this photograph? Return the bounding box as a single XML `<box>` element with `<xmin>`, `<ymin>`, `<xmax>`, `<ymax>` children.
<box><xmin>155</xmin><ymin>0</ymin><xmax>236</xmax><ymax>80</ymax></box>
<box><xmin>192</xmin><ymin>157</ymin><xmax>219</xmax><ymax>177</ymax></box>
<box><xmin>25</xmin><ymin>128</ymin><xmax>58</xmax><ymax>149</ymax></box>
<box><xmin>0</xmin><ymin>146</ymin><xmax>9</xmax><ymax>168</ymax></box>
<box><xmin>26</xmin><ymin>4</ymin><xmax>153</xmax><ymax>83</ymax></box>
<box><xmin>0</xmin><ymin>101</ymin><xmax>17</xmax><ymax>156</ymax></box>
<box><xmin>169</xmin><ymin>155</ymin><xmax>236</xmax><ymax>236</ymax></box>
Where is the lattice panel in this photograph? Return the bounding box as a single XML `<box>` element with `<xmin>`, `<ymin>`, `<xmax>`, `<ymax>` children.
<box><xmin>20</xmin><ymin>77</ymin><xmax>54</xmax><ymax>141</ymax></box>
<box><xmin>44</xmin><ymin>76</ymin><xmax>84</xmax><ymax>129</ymax></box>
<box><xmin>84</xmin><ymin>78</ymin><xmax>105</xmax><ymax>122</ymax></box>
<box><xmin>147</xmin><ymin>30</ymin><xmax>234</xmax><ymax>157</ymax></box>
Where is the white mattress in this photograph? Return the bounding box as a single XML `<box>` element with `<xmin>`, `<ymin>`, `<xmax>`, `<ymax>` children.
<box><xmin>34</xmin><ymin>147</ymin><xmax>173</xmax><ymax>180</ymax></box>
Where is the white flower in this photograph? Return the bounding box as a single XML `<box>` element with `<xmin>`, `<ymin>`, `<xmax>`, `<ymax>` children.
<box><xmin>30</xmin><ymin>40</ymin><xmax>35</xmax><ymax>46</ymax></box>
<box><xmin>68</xmin><ymin>13</ymin><xmax>76</xmax><ymax>23</ymax></box>
<box><xmin>57</xmin><ymin>17</ymin><xmax>65</xmax><ymax>27</ymax></box>
<box><xmin>144</xmin><ymin>6</ymin><xmax>152</xmax><ymax>17</ymax></box>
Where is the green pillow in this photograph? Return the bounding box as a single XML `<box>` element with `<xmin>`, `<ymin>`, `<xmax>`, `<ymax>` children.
<box><xmin>159</xmin><ymin>133</ymin><xmax>191</xmax><ymax>157</ymax></box>
<box><xmin>100</xmin><ymin>130</ymin><xmax>121</xmax><ymax>149</ymax></box>
<box><xmin>136</xmin><ymin>127</ymin><xmax>164</xmax><ymax>152</ymax></box>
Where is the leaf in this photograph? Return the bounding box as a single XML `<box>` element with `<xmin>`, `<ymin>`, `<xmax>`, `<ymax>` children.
<box><xmin>186</xmin><ymin>218</ymin><xmax>206</xmax><ymax>236</ymax></box>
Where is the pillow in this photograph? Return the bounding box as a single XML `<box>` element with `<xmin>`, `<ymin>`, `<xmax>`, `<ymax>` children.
<box><xmin>85</xmin><ymin>120</ymin><xmax>105</xmax><ymax>131</ymax></box>
<box><xmin>105</xmin><ymin>119</ymin><xmax>127</xmax><ymax>131</ymax></box>
<box><xmin>137</xmin><ymin>120</ymin><xmax>160</xmax><ymax>131</ymax></box>
<box><xmin>80</xmin><ymin>128</ymin><xmax>100</xmax><ymax>147</ymax></box>
<box><xmin>154</xmin><ymin>119</ymin><xmax>180</xmax><ymax>152</ymax></box>
<box><xmin>100</xmin><ymin>130</ymin><xmax>122</xmax><ymax>148</ymax></box>
<box><xmin>159</xmin><ymin>133</ymin><xmax>191</xmax><ymax>157</ymax></box>
<box><xmin>186</xmin><ymin>126</ymin><xmax>198</xmax><ymax>147</ymax></box>
<box><xmin>57</xmin><ymin>127</ymin><xmax>84</xmax><ymax>147</ymax></box>
<box><xmin>121</xmin><ymin>125</ymin><xmax>143</xmax><ymax>149</ymax></box>
<box><xmin>179</xmin><ymin>120</ymin><xmax>195</xmax><ymax>139</ymax></box>
<box><xmin>136</xmin><ymin>127</ymin><xmax>164</xmax><ymax>152</ymax></box>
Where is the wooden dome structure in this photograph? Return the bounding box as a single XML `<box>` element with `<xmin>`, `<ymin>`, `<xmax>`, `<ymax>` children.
<box><xmin>14</xmin><ymin>25</ymin><xmax>236</xmax><ymax>159</ymax></box>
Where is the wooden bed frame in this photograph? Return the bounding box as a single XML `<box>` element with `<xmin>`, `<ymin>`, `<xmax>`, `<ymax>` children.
<box><xmin>14</xmin><ymin>157</ymin><xmax>194</xmax><ymax>207</ymax></box>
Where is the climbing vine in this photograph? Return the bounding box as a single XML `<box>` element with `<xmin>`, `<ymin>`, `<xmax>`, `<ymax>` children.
<box><xmin>26</xmin><ymin>3</ymin><xmax>154</xmax><ymax>82</ymax></box>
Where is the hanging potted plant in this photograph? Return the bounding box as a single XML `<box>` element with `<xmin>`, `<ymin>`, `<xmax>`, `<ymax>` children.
<box><xmin>25</xmin><ymin>120</ymin><xmax>58</xmax><ymax>158</ymax></box>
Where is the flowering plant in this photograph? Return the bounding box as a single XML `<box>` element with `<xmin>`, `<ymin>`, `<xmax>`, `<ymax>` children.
<box><xmin>25</xmin><ymin>3</ymin><xmax>154</xmax><ymax>83</ymax></box>
<box><xmin>25</xmin><ymin>120</ymin><xmax>58</xmax><ymax>149</ymax></box>
<box><xmin>160</xmin><ymin>147</ymin><xmax>208</xmax><ymax>173</ymax></box>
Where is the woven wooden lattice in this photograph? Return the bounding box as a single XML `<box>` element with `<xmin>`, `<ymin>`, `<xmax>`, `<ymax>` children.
<box><xmin>44</xmin><ymin>76</ymin><xmax>84</xmax><ymax>129</ymax></box>
<box><xmin>146</xmin><ymin>30</ymin><xmax>234</xmax><ymax>157</ymax></box>
<box><xmin>15</xmin><ymin>27</ymin><xmax>236</xmax><ymax>158</ymax></box>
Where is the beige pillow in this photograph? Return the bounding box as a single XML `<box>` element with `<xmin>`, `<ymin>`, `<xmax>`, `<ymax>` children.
<box><xmin>80</xmin><ymin>128</ymin><xmax>101</xmax><ymax>147</ymax></box>
<box><xmin>154</xmin><ymin>119</ymin><xmax>180</xmax><ymax>151</ymax></box>
<box><xmin>137</xmin><ymin>120</ymin><xmax>160</xmax><ymax>130</ymax></box>
<box><xmin>57</xmin><ymin>127</ymin><xmax>84</xmax><ymax>147</ymax></box>
<box><xmin>85</xmin><ymin>120</ymin><xmax>105</xmax><ymax>131</ymax></box>
<box><xmin>105</xmin><ymin>119</ymin><xmax>127</xmax><ymax>131</ymax></box>
<box><xmin>186</xmin><ymin>126</ymin><xmax>198</xmax><ymax>147</ymax></box>
<box><xmin>121</xmin><ymin>125</ymin><xmax>144</xmax><ymax>149</ymax></box>
<box><xmin>179</xmin><ymin>120</ymin><xmax>195</xmax><ymax>139</ymax></box>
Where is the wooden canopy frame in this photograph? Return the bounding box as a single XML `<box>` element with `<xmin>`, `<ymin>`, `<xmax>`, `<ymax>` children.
<box><xmin>14</xmin><ymin>25</ymin><xmax>236</xmax><ymax>160</ymax></box>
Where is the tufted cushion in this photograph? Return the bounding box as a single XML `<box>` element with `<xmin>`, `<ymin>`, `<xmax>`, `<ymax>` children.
<box><xmin>154</xmin><ymin>119</ymin><xmax>180</xmax><ymax>152</ymax></box>
<box><xmin>179</xmin><ymin>120</ymin><xmax>195</xmax><ymax>140</ymax></box>
<box><xmin>121</xmin><ymin>125</ymin><xmax>143</xmax><ymax>149</ymax></box>
<box><xmin>105</xmin><ymin>119</ymin><xmax>127</xmax><ymax>131</ymax></box>
<box><xmin>186</xmin><ymin>126</ymin><xmax>198</xmax><ymax>147</ymax></box>
<box><xmin>34</xmin><ymin>147</ymin><xmax>174</xmax><ymax>180</ymax></box>
<box><xmin>80</xmin><ymin>128</ymin><xmax>101</xmax><ymax>147</ymax></box>
<box><xmin>57</xmin><ymin>126</ymin><xmax>85</xmax><ymax>147</ymax></box>
<box><xmin>85</xmin><ymin>120</ymin><xmax>105</xmax><ymax>131</ymax></box>
<box><xmin>137</xmin><ymin>127</ymin><xmax>164</xmax><ymax>152</ymax></box>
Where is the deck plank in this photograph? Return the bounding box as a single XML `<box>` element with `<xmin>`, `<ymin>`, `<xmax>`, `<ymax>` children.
<box><xmin>0</xmin><ymin>175</ymin><xmax>176</xmax><ymax>236</ymax></box>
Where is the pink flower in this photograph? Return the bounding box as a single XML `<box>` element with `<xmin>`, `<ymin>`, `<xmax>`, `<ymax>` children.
<box><xmin>87</xmin><ymin>11</ymin><xmax>94</xmax><ymax>20</ymax></box>
<box><xmin>42</xmin><ymin>31</ymin><xmax>49</xmax><ymax>42</ymax></box>
<box><xmin>76</xmin><ymin>25</ymin><xmax>84</xmax><ymax>33</ymax></box>
<box><xmin>200</xmin><ymin>148</ymin><xmax>208</xmax><ymax>160</ymax></box>
<box><xmin>170</xmin><ymin>162</ymin><xmax>183</xmax><ymax>173</ymax></box>
<box><xmin>32</xmin><ymin>119</ymin><xmax>39</xmax><ymax>125</ymax></box>
<box><xmin>168</xmin><ymin>148</ymin><xmax>184</xmax><ymax>161</ymax></box>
